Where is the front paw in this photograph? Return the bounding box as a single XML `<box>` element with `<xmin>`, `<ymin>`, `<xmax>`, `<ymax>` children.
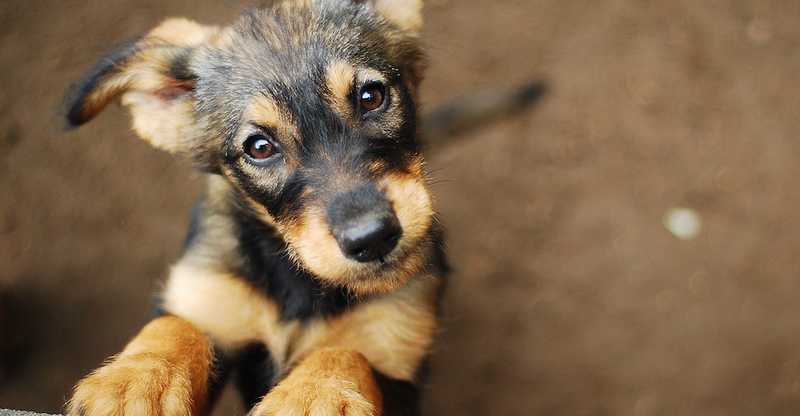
<box><xmin>66</xmin><ymin>353</ymin><xmax>199</xmax><ymax>416</ymax></box>
<box><xmin>250</xmin><ymin>350</ymin><xmax>381</xmax><ymax>416</ymax></box>
<box><xmin>251</xmin><ymin>377</ymin><xmax>375</xmax><ymax>416</ymax></box>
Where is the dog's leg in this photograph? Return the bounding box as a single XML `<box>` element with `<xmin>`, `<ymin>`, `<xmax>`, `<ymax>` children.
<box><xmin>250</xmin><ymin>277</ymin><xmax>441</xmax><ymax>416</ymax></box>
<box><xmin>66</xmin><ymin>316</ymin><xmax>214</xmax><ymax>416</ymax></box>
<box><xmin>249</xmin><ymin>348</ymin><xmax>382</xmax><ymax>416</ymax></box>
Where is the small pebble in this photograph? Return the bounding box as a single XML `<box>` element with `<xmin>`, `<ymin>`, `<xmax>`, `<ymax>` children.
<box><xmin>663</xmin><ymin>208</ymin><xmax>701</xmax><ymax>240</ymax></box>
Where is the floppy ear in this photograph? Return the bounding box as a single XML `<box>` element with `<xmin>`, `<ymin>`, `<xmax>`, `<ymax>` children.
<box><xmin>64</xmin><ymin>18</ymin><xmax>219</xmax><ymax>153</ymax></box>
<box><xmin>365</xmin><ymin>0</ymin><xmax>424</xmax><ymax>33</ymax></box>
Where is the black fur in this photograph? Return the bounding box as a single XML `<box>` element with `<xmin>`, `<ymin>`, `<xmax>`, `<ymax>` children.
<box><xmin>326</xmin><ymin>183</ymin><xmax>395</xmax><ymax>230</ymax></box>
<box><xmin>182</xmin><ymin>200</ymin><xmax>205</xmax><ymax>250</ymax></box>
<box><xmin>229</xmin><ymin>201</ymin><xmax>447</xmax><ymax>322</ymax></box>
<box><xmin>65</xmin><ymin>2</ymin><xmax>458</xmax><ymax>414</ymax></box>
<box><xmin>194</xmin><ymin>3</ymin><xmax>423</xmax><ymax>218</ymax></box>
<box><xmin>234</xmin><ymin>205</ymin><xmax>362</xmax><ymax>321</ymax></box>
<box><xmin>168</xmin><ymin>49</ymin><xmax>198</xmax><ymax>82</ymax></box>
<box><xmin>374</xmin><ymin>370</ymin><xmax>422</xmax><ymax>416</ymax></box>
<box><xmin>63</xmin><ymin>38</ymin><xmax>141</xmax><ymax>128</ymax></box>
<box><xmin>421</xmin><ymin>223</ymin><xmax>450</xmax><ymax>282</ymax></box>
<box><xmin>207</xmin><ymin>345</ymin><xmax>234</xmax><ymax>409</ymax></box>
<box><xmin>234</xmin><ymin>343</ymin><xmax>277</xmax><ymax>409</ymax></box>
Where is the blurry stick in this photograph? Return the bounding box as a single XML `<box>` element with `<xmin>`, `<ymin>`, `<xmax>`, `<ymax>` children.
<box><xmin>420</xmin><ymin>80</ymin><xmax>548</xmax><ymax>151</ymax></box>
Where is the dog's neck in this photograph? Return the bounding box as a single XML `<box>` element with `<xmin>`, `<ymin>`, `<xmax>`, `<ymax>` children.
<box><xmin>230</xmin><ymin>206</ymin><xmax>361</xmax><ymax>321</ymax></box>
<box><xmin>181</xmin><ymin>175</ymin><xmax>447</xmax><ymax>322</ymax></box>
<box><xmin>181</xmin><ymin>176</ymin><xmax>364</xmax><ymax>322</ymax></box>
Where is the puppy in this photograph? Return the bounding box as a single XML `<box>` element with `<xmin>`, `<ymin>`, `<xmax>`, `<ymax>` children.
<box><xmin>65</xmin><ymin>1</ymin><xmax>444</xmax><ymax>415</ymax></box>
<box><xmin>63</xmin><ymin>1</ymin><xmax>547</xmax><ymax>414</ymax></box>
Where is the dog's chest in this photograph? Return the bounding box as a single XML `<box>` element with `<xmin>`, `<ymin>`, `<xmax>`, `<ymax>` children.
<box><xmin>160</xmin><ymin>262</ymin><xmax>337</xmax><ymax>368</ymax></box>
<box><xmin>162</xmin><ymin>261</ymin><xmax>439</xmax><ymax>381</ymax></box>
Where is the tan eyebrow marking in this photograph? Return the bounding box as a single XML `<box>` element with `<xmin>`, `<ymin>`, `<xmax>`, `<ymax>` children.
<box><xmin>356</xmin><ymin>68</ymin><xmax>386</xmax><ymax>84</ymax></box>
<box><xmin>325</xmin><ymin>60</ymin><xmax>356</xmax><ymax>119</ymax></box>
<box><xmin>245</xmin><ymin>95</ymin><xmax>299</xmax><ymax>158</ymax></box>
<box><xmin>246</xmin><ymin>96</ymin><xmax>284</xmax><ymax>131</ymax></box>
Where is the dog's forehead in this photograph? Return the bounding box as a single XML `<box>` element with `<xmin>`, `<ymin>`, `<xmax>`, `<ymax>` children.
<box><xmin>196</xmin><ymin>4</ymin><xmax>391</xmax><ymax>104</ymax></box>
<box><xmin>191</xmin><ymin>3</ymin><xmax>401</xmax><ymax>138</ymax></box>
<box><xmin>227</xmin><ymin>4</ymin><xmax>386</xmax><ymax>71</ymax></box>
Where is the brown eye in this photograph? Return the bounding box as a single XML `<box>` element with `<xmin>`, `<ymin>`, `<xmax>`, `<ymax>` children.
<box><xmin>243</xmin><ymin>134</ymin><xmax>278</xmax><ymax>162</ymax></box>
<box><xmin>359</xmin><ymin>82</ymin><xmax>386</xmax><ymax>113</ymax></box>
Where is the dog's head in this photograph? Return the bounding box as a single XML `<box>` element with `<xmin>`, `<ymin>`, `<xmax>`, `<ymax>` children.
<box><xmin>65</xmin><ymin>0</ymin><xmax>434</xmax><ymax>295</ymax></box>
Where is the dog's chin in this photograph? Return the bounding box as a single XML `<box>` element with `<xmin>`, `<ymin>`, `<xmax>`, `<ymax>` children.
<box><xmin>295</xmin><ymin>239</ymin><xmax>430</xmax><ymax>296</ymax></box>
<box><xmin>345</xmin><ymin>250</ymin><xmax>425</xmax><ymax>295</ymax></box>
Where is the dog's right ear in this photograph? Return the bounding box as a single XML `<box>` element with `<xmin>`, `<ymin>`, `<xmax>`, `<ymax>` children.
<box><xmin>64</xmin><ymin>19</ymin><xmax>219</xmax><ymax>153</ymax></box>
<box><xmin>363</xmin><ymin>0</ymin><xmax>424</xmax><ymax>34</ymax></box>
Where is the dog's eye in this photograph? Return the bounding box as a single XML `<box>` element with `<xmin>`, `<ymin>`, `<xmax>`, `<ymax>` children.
<box><xmin>243</xmin><ymin>134</ymin><xmax>278</xmax><ymax>162</ymax></box>
<box><xmin>358</xmin><ymin>82</ymin><xmax>386</xmax><ymax>113</ymax></box>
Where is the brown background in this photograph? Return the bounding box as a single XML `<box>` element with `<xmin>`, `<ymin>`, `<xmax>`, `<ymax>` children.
<box><xmin>2</xmin><ymin>1</ymin><xmax>800</xmax><ymax>415</ymax></box>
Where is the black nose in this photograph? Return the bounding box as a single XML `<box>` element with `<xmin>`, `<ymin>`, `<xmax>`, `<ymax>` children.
<box><xmin>337</xmin><ymin>214</ymin><xmax>402</xmax><ymax>262</ymax></box>
<box><xmin>327</xmin><ymin>184</ymin><xmax>403</xmax><ymax>263</ymax></box>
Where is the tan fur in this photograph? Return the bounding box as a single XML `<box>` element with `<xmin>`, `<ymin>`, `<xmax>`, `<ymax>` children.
<box><xmin>68</xmin><ymin>4</ymin><xmax>438</xmax><ymax>414</ymax></box>
<box><xmin>367</xmin><ymin>159</ymin><xmax>387</xmax><ymax>175</ymax></box>
<box><xmin>148</xmin><ymin>18</ymin><xmax>221</xmax><ymax>46</ymax></box>
<box><xmin>162</xmin><ymin>262</ymin><xmax>299</xmax><ymax>366</ymax></box>
<box><xmin>119</xmin><ymin>19</ymin><xmax>219</xmax><ymax>152</ymax></box>
<box><xmin>284</xmin><ymin>208</ymin><xmax>416</xmax><ymax>295</ymax></box>
<box><xmin>71</xmin><ymin>172</ymin><xmax>438</xmax><ymax>411</ymax></box>
<box><xmin>324</xmin><ymin>62</ymin><xmax>405</xmax><ymax>127</ymax></box>
<box><xmin>251</xmin><ymin>349</ymin><xmax>381</xmax><ymax>416</ymax></box>
<box><xmin>162</xmin><ymin>254</ymin><xmax>437</xmax><ymax>380</ymax></box>
<box><xmin>291</xmin><ymin>276</ymin><xmax>440</xmax><ymax>381</ymax></box>
<box><xmin>66</xmin><ymin>316</ymin><xmax>213</xmax><ymax>416</ymax></box>
<box><xmin>285</xmin><ymin>203</ymin><xmax>355</xmax><ymax>284</ymax></box>
<box><xmin>162</xmin><ymin>250</ymin><xmax>437</xmax><ymax>380</ymax></box>
<box><xmin>282</xmin><ymin>171</ymin><xmax>433</xmax><ymax>295</ymax></box>
<box><xmin>245</xmin><ymin>96</ymin><xmax>302</xmax><ymax>159</ymax></box>
<box><xmin>71</xmin><ymin>273</ymin><xmax>437</xmax><ymax>415</ymax></box>
<box><xmin>162</xmin><ymin>177</ymin><xmax>299</xmax><ymax>368</ymax></box>
<box><xmin>369</xmin><ymin>0</ymin><xmax>424</xmax><ymax>33</ymax></box>
<box><xmin>177</xmin><ymin>176</ymin><xmax>257</xmax><ymax>268</ymax></box>
<box><xmin>77</xmin><ymin>55</ymin><xmax>169</xmax><ymax>125</ymax></box>
<box><xmin>80</xmin><ymin>18</ymin><xmax>219</xmax><ymax>152</ymax></box>
<box><xmin>326</xmin><ymin>60</ymin><xmax>356</xmax><ymax>119</ymax></box>
<box><xmin>380</xmin><ymin>171</ymin><xmax>433</xmax><ymax>253</ymax></box>
<box><xmin>246</xmin><ymin>96</ymin><xmax>288</xmax><ymax>132</ymax></box>
<box><xmin>122</xmin><ymin>91</ymin><xmax>200</xmax><ymax>153</ymax></box>
<box><xmin>357</xmin><ymin>68</ymin><xmax>387</xmax><ymax>84</ymax></box>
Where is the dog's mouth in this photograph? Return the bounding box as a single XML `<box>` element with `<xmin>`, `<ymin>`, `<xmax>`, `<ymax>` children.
<box><xmin>342</xmin><ymin>233</ymin><xmax>433</xmax><ymax>291</ymax></box>
<box><xmin>287</xmin><ymin>224</ymin><xmax>430</xmax><ymax>295</ymax></box>
<box><xmin>357</xmin><ymin>243</ymin><xmax>410</xmax><ymax>274</ymax></box>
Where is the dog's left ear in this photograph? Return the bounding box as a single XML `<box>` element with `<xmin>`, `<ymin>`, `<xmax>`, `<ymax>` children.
<box><xmin>64</xmin><ymin>19</ymin><xmax>219</xmax><ymax>153</ymax></box>
<box><xmin>364</xmin><ymin>0</ymin><xmax>424</xmax><ymax>34</ymax></box>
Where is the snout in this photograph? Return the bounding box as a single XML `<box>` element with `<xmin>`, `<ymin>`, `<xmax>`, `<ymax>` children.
<box><xmin>336</xmin><ymin>212</ymin><xmax>401</xmax><ymax>262</ymax></box>
<box><xmin>327</xmin><ymin>184</ymin><xmax>402</xmax><ymax>263</ymax></box>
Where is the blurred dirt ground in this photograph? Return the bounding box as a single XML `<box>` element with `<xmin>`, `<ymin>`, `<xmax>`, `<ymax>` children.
<box><xmin>2</xmin><ymin>0</ymin><xmax>800</xmax><ymax>415</ymax></box>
